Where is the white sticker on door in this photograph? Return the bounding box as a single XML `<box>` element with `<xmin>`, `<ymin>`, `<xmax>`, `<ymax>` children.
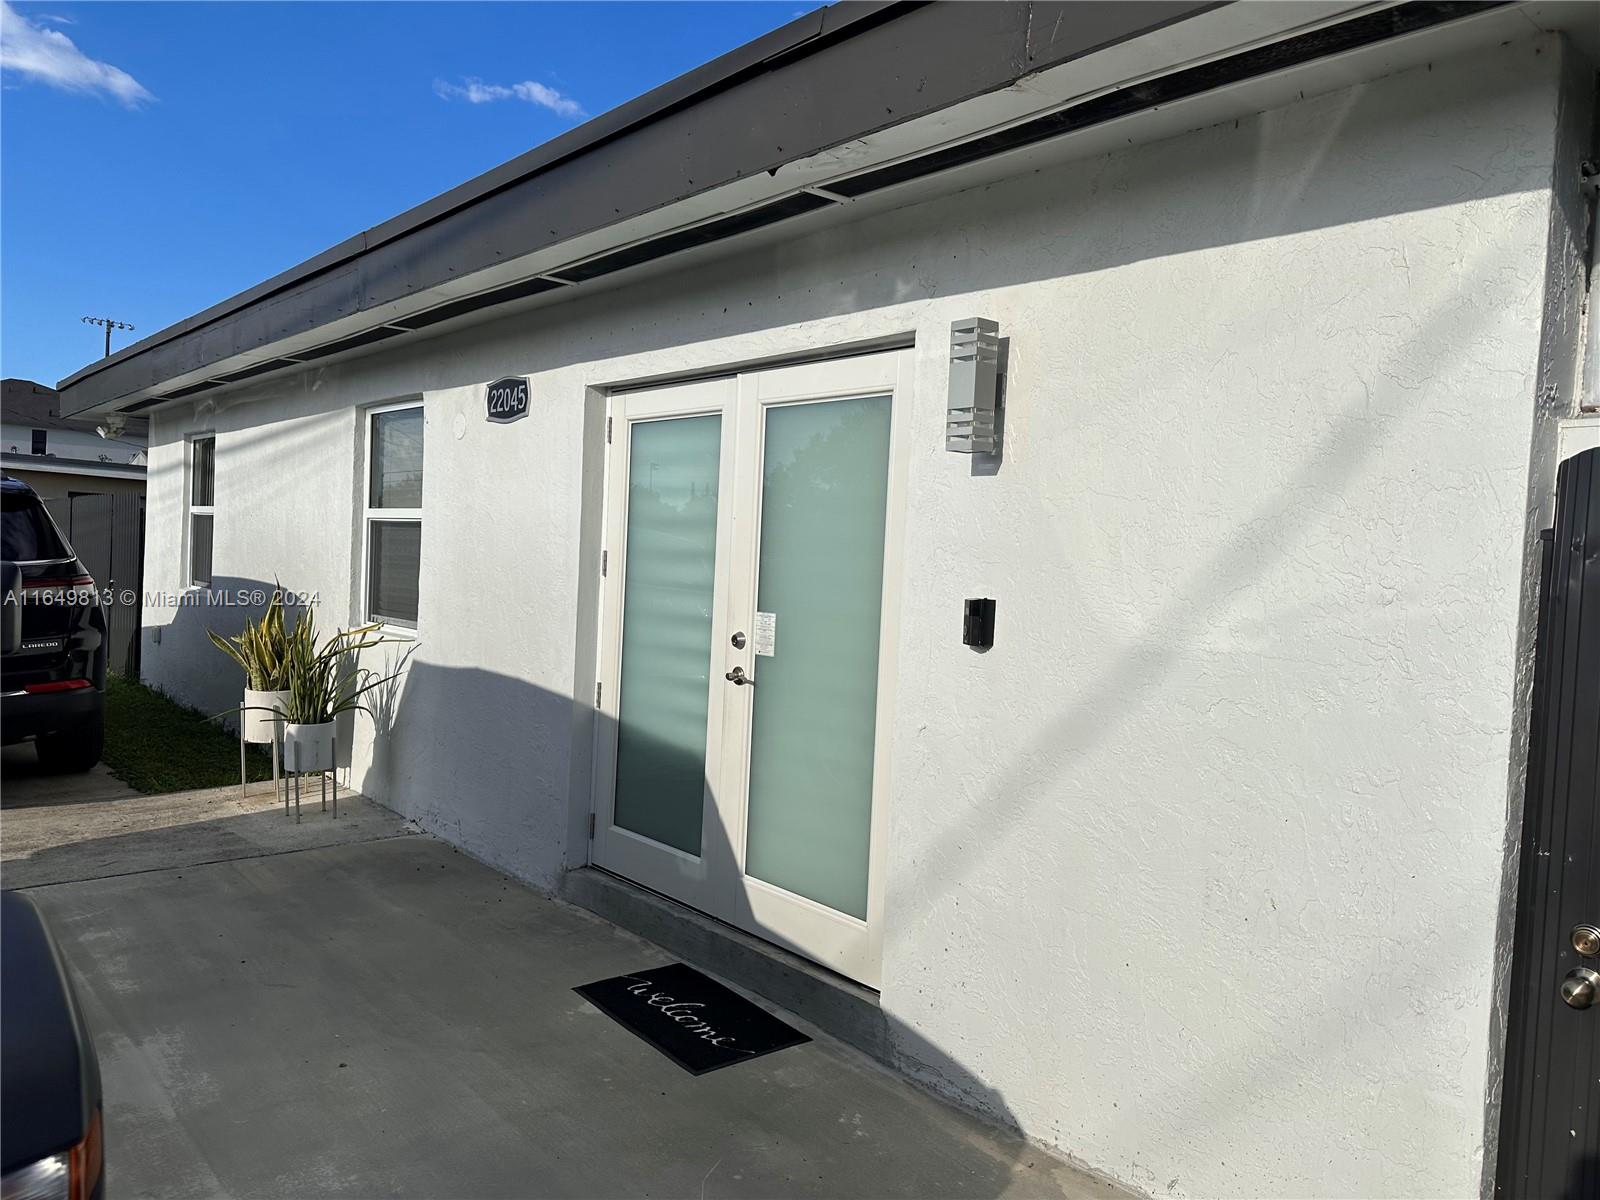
<box><xmin>754</xmin><ymin>611</ymin><xmax>777</xmax><ymax>657</ymax></box>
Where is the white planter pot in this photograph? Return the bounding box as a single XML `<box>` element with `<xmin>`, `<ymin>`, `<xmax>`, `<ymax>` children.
<box><xmin>242</xmin><ymin>689</ymin><xmax>290</xmax><ymax>743</ymax></box>
<box><xmin>283</xmin><ymin>722</ymin><xmax>336</xmax><ymax>773</ymax></box>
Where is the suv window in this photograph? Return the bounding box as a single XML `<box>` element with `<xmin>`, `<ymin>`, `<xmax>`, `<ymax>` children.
<box><xmin>2</xmin><ymin>492</ymin><xmax>69</xmax><ymax>561</ymax></box>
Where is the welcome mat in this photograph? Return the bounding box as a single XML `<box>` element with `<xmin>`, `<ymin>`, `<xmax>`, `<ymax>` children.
<box><xmin>575</xmin><ymin>962</ymin><xmax>810</xmax><ymax>1075</ymax></box>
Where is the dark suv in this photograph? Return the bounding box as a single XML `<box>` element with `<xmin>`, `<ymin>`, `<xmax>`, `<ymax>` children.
<box><xmin>1</xmin><ymin>476</ymin><xmax>107</xmax><ymax>771</ymax></box>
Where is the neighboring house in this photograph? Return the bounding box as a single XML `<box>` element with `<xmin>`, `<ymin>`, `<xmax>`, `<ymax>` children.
<box><xmin>1</xmin><ymin>378</ymin><xmax>146</xmax><ymax>499</ymax></box>
<box><xmin>51</xmin><ymin>4</ymin><xmax>1600</xmax><ymax>1197</ymax></box>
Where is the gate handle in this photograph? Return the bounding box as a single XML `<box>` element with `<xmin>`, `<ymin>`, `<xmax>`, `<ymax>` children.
<box><xmin>1561</xmin><ymin>968</ymin><xmax>1599</xmax><ymax>1010</ymax></box>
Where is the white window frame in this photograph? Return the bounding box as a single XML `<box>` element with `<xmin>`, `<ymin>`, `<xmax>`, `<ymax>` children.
<box><xmin>360</xmin><ymin>399</ymin><xmax>423</xmax><ymax>633</ymax></box>
<box><xmin>188</xmin><ymin>434</ymin><xmax>215</xmax><ymax>587</ymax></box>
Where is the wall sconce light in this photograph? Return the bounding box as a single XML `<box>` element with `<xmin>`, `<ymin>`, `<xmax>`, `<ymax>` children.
<box><xmin>946</xmin><ymin>317</ymin><xmax>1000</xmax><ymax>454</ymax></box>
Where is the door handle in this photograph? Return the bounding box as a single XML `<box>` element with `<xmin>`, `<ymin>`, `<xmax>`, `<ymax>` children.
<box><xmin>725</xmin><ymin>666</ymin><xmax>753</xmax><ymax>686</ymax></box>
<box><xmin>1561</xmin><ymin>967</ymin><xmax>1599</xmax><ymax>1010</ymax></box>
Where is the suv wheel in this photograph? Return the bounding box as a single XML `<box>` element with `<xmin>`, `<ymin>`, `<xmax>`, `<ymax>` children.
<box><xmin>35</xmin><ymin>710</ymin><xmax>105</xmax><ymax>774</ymax></box>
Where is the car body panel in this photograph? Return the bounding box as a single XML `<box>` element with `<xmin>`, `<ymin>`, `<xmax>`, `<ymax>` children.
<box><xmin>0</xmin><ymin>891</ymin><xmax>103</xmax><ymax>1177</ymax></box>
<box><xmin>1</xmin><ymin>476</ymin><xmax>108</xmax><ymax>747</ymax></box>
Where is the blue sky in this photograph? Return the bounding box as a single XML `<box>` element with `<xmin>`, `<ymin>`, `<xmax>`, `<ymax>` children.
<box><xmin>0</xmin><ymin>1</ymin><xmax>823</xmax><ymax>387</ymax></box>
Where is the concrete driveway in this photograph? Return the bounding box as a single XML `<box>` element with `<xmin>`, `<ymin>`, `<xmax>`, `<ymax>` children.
<box><xmin>2</xmin><ymin>740</ymin><xmax>141</xmax><ymax>807</ymax></box>
<box><xmin>1</xmin><ymin>746</ymin><xmax>400</xmax><ymax>889</ymax></box>
<box><xmin>8</xmin><ymin>800</ymin><xmax>1123</xmax><ymax>1200</ymax></box>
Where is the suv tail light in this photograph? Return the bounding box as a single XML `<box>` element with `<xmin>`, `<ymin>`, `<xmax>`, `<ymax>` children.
<box><xmin>0</xmin><ymin>1108</ymin><xmax>100</xmax><ymax>1200</ymax></box>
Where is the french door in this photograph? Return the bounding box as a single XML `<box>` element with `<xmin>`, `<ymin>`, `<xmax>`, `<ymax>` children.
<box><xmin>592</xmin><ymin>350</ymin><xmax>907</xmax><ymax>988</ymax></box>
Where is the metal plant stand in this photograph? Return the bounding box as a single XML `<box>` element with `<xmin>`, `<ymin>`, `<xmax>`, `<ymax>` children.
<box><xmin>238</xmin><ymin>706</ymin><xmax>282</xmax><ymax>802</ymax></box>
<box><xmin>285</xmin><ymin>731</ymin><xmax>337</xmax><ymax>824</ymax></box>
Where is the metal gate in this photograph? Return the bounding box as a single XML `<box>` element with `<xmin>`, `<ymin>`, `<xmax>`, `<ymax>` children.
<box><xmin>41</xmin><ymin>492</ymin><xmax>145</xmax><ymax>678</ymax></box>
<box><xmin>1496</xmin><ymin>446</ymin><xmax>1600</xmax><ymax>1199</ymax></box>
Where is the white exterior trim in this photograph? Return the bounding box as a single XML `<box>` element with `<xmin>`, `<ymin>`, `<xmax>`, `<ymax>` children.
<box><xmin>592</xmin><ymin>376</ymin><xmax>737</xmax><ymax>912</ymax></box>
<box><xmin>186</xmin><ymin>433</ymin><xmax>215</xmax><ymax>587</ymax></box>
<box><xmin>359</xmin><ymin>398</ymin><xmax>425</xmax><ymax>634</ymax></box>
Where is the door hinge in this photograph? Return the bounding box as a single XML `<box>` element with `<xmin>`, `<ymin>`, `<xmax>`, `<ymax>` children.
<box><xmin>606</xmin><ymin>416</ymin><xmax>613</xmax><ymax>444</ymax></box>
<box><xmin>595</xmin><ymin>681</ymin><xmax>602</xmax><ymax>708</ymax></box>
<box><xmin>601</xmin><ymin>549</ymin><xmax>608</xmax><ymax>577</ymax></box>
<box><xmin>588</xmin><ymin>812</ymin><xmax>597</xmax><ymax>839</ymax></box>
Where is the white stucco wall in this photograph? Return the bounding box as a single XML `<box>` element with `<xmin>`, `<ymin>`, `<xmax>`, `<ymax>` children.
<box><xmin>140</xmin><ymin>38</ymin><xmax>1580</xmax><ymax>1198</ymax></box>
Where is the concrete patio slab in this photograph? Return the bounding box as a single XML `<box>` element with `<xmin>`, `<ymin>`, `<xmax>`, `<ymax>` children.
<box><xmin>24</xmin><ymin>835</ymin><xmax>1126</xmax><ymax>1199</ymax></box>
<box><xmin>1</xmin><ymin>778</ymin><xmax>413</xmax><ymax>889</ymax></box>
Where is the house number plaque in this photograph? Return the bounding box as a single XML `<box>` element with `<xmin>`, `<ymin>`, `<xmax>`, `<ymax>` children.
<box><xmin>486</xmin><ymin>377</ymin><xmax>530</xmax><ymax>424</ymax></box>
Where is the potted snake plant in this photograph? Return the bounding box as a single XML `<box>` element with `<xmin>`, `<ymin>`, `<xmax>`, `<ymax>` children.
<box><xmin>207</xmin><ymin>588</ymin><xmax>291</xmax><ymax>744</ymax></box>
<box><xmin>279</xmin><ymin>614</ymin><xmax>400</xmax><ymax>773</ymax></box>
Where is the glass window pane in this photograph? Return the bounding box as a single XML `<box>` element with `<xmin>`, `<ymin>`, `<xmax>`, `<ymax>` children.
<box><xmin>190</xmin><ymin>513</ymin><xmax>214</xmax><ymax>586</ymax></box>
<box><xmin>370</xmin><ymin>408</ymin><xmax>423</xmax><ymax>509</ymax></box>
<box><xmin>612</xmin><ymin>415</ymin><xmax>721</xmax><ymax>857</ymax></box>
<box><xmin>191</xmin><ymin>438</ymin><xmax>214</xmax><ymax>507</ymax></box>
<box><xmin>2</xmin><ymin>492</ymin><xmax>69</xmax><ymax>561</ymax></box>
<box><xmin>368</xmin><ymin>520</ymin><xmax>421</xmax><ymax>626</ymax></box>
<box><xmin>744</xmin><ymin>395</ymin><xmax>891</xmax><ymax>919</ymax></box>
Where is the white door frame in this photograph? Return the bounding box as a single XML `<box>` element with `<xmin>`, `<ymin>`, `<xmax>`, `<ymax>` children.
<box><xmin>590</xmin><ymin>376</ymin><xmax>740</xmax><ymax>914</ymax></box>
<box><xmin>718</xmin><ymin>353</ymin><xmax>909</xmax><ymax>988</ymax></box>
<box><xmin>590</xmin><ymin>349</ymin><xmax>910</xmax><ymax>989</ymax></box>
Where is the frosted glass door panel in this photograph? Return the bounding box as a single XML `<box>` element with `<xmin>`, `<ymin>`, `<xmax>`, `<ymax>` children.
<box><xmin>744</xmin><ymin>395</ymin><xmax>891</xmax><ymax>919</ymax></box>
<box><xmin>612</xmin><ymin>415</ymin><xmax>721</xmax><ymax>855</ymax></box>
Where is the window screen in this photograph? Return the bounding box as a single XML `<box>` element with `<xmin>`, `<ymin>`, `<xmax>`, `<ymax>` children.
<box><xmin>367</xmin><ymin>521</ymin><xmax>421</xmax><ymax>626</ymax></box>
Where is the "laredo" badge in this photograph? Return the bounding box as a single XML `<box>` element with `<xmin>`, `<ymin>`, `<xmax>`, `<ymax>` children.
<box><xmin>485</xmin><ymin>376</ymin><xmax>529</xmax><ymax>424</ymax></box>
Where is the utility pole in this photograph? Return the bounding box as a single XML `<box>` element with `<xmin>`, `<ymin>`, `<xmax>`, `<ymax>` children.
<box><xmin>81</xmin><ymin>316</ymin><xmax>134</xmax><ymax>358</ymax></box>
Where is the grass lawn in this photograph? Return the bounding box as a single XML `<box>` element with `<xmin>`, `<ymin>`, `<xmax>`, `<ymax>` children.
<box><xmin>103</xmin><ymin>674</ymin><xmax>274</xmax><ymax>794</ymax></box>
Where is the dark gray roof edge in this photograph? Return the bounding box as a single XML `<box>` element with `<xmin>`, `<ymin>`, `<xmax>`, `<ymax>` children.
<box><xmin>56</xmin><ymin>0</ymin><xmax>1231</xmax><ymax>409</ymax></box>
<box><xmin>56</xmin><ymin>0</ymin><xmax>906</xmax><ymax>391</ymax></box>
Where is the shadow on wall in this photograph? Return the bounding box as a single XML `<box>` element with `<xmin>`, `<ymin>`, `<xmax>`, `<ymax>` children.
<box><xmin>5</xmin><ymin>667</ymin><xmax>1063</xmax><ymax>1199</ymax></box>
<box><xmin>38</xmin><ymin>583</ymin><xmax>1592</xmax><ymax>1198</ymax></box>
<box><xmin>145</xmin><ymin>257</ymin><xmax>1550</xmax><ymax>1197</ymax></box>
<box><xmin>356</xmin><ymin>658</ymin><xmax>578</xmax><ymax>890</ymax></box>
<box><xmin>136</xmin><ymin>545</ymin><xmax>1052</xmax><ymax>1180</ymax></box>
<box><xmin>139</xmin><ymin>574</ymin><xmax>576</xmax><ymax>884</ymax></box>
<box><xmin>342</xmin><ymin>651</ymin><xmax>1054</xmax><ymax>1191</ymax></box>
<box><xmin>142</xmin><ymin>575</ymin><xmax>304</xmax><ymax>726</ymax></box>
<box><xmin>906</xmin><ymin>224</ymin><xmax>1547</xmax><ymax>1183</ymax></box>
<box><xmin>126</xmin><ymin>49</ymin><xmax>1564</xmax><ymax>1193</ymax></box>
<box><xmin>144</xmin><ymin>576</ymin><xmax>402</xmax><ymax>766</ymax></box>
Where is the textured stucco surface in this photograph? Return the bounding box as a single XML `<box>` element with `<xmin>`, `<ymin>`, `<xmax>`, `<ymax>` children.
<box><xmin>139</xmin><ymin>39</ymin><xmax>1574</xmax><ymax>1198</ymax></box>
<box><xmin>1476</xmin><ymin>40</ymin><xmax>1596</xmax><ymax>1198</ymax></box>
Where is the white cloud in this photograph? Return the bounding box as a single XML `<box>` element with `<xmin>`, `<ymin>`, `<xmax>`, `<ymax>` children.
<box><xmin>434</xmin><ymin>76</ymin><xmax>585</xmax><ymax>120</ymax></box>
<box><xmin>0</xmin><ymin>1</ymin><xmax>152</xmax><ymax>105</ymax></box>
